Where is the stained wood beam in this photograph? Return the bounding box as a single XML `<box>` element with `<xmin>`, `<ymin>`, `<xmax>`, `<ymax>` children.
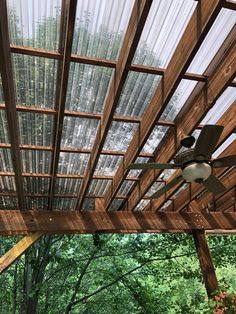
<box><xmin>193</xmin><ymin>230</ymin><xmax>218</xmax><ymax>297</ymax></box>
<box><xmin>150</xmin><ymin>100</ymin><xmax>236</xmax><ymax>212</ymax></box>
<box><xmin>103</xmin><ymin>0</ymin><xmax>225</xmax><ymax>211</ymax></box>
<box><xmin>76</xmin><ymin>0</ymin><xmax>153</xmax><ymax>209</ymax></box>
<box><xmin>48</xmin><ymin>0</ymin><xmax>77</xmax><ymax>210</ymax></box>
<box><xmin>1</xmin><ymin>211</ymin><xmax>236</xmax><ymax>235</ymax></box>
<box><xmin>117</xmin><ymin>25</ymin><xmax>236</xmax><ymax>212</ymax></box>
<box><xmin>0</xmin><ymin>0</ymin><xmax>25</xmax><ymax>210</ymax></box>
<box><xmin>0</xmin><ymin>232</ymin><xmax>43</xmax><ymax>274</ymax></box>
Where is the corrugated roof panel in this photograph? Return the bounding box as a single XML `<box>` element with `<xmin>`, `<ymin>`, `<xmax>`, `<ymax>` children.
<box><xmin>66</xmin><ymin>63</ymin><xmax>113</xmax><ymax>113</ymax></box>
<box><xmin>18</xmin><ymin>112</ymin><xmax>54</xmax><ymax>145</ymax></box>
<box><xmin>25</xmin><ymin>197</ymin><xmax>48</xmax><ymax>209</ymax></box>
<box><xmin>108</xmin><ymin>198</ymin><xmax>125</xmax><ymax>211</ymax></box>
<box><xmin>0</xmin><ymin>111</ymin><xmax>10</xmax><ymax>143</ymax></box>
<box><xmin>55</xmin><ymin>178</ymin><xmax>82</xmax><ymax>195</ymax></box>
<box><xmin>81</xmin><ymin>197</ymin><xmax>95</xmax><ymax>211</ymax></box>
<box><xmin>61</xmin><ymin>117</ymin><xmax>99</xmax><ymax>149</ymax></box>
<box><xmin>0</xmin><ymin>176</ymin><xmax>16</xmax><ymax>193</ymax></box>
<box><xmin>0</xmin><ymin>76</ymin><xmax>4</xmax><ymax>101</ymax></box>
<box><xmin>94</xmin><ymin>155</ymin><xmax>123</xmax><ymax>176</ymax></box>
<box><xmin>145</xmin><ymin>181</ymin><xmax>165</xmax><ymax>197</ymax></box>
<box><xmin>23</xmin><ymin>177</ymin><xmax>50</xmax><ymax>194</ymax></box>
<box><xmin>213</xmin><ymin>134</ymin><xmax>236</xmax><ymax>158</ymax></box>
<box><xmin>141</xmin><ymin>126</ymin><xmax>169</xmax><ymax>154</ymax></box>
<box><xmin>160</xmin><ymin>79</ymin><xmax>199</xmax><ymax>121</ymax></box>
<box><xmin>133</xmin><ymin>0</ymin><xmax>197</xmax><ymax>68</ymax></box>
<box><xmin>21</xmin><ymin>150</ymin><xmax>51</xmax><ymax>173</ymax></box>
<box><xmin>134</xmin><ymin>199</ymin><xmax>150</xmax><ymax>211</ymax></box>
<box><xmin>0</xmin><ymin>149</ymin><xmax>13</xmax><ymax>172</ymax></box>
<box><xmin>117</xmin><ymin>180</ymin><xmax>135</xmax><ymax>196</ymax></box>
<box><xmin>201</xmin><ymin>87</ymin><xmax>236</xmax><ymax>125</ymax></box>
<box><xmin>127</xmin><ymin>157</ymin><xmax>150</xmax><ymax>177</ymax></box>
<box><xmin>188</xmin><ymin>8</ymin><xmax>236</xmax><ymax>75</ymax></box>
<box><xmin>7</xmin><ymin>0</ymin><xmax>61</xmax><ymax>50</ymax></box>
<box><xmin>72</xmin><ymin>0</ymin><xmax>135</xmax><ymax>60</ymax></box>
<box><xmin>53</xmin><ymin>198</ymin><xmax>77</xmax><ymax>210</ymax></box>
<box><xmin>12</xmin><ymin>54</ymin><xmax>58</xmax><ymax>108</ymax></box>
<box><xmin>58</xmin><ymin>152</ymin><xmax>89</xmax><ymax>175</ymax></box>
<box><xmin>115</xmin><ymin>72</ymin><xmax>161</xmax><ymax>118</ymax></box>
<box><xmin>0</xmin><ymin>196</ymin><xmax>18</xmax><ymax>209</ymax></box>
<box><xmin>88</xmin><ymin>179</ymin><xmax>110</xmax><ymax>196</ymax></box>
<box><xmin>103</xmin><ymin>122</ymin><xmax>138</xmax><ymax>151</ymax></box>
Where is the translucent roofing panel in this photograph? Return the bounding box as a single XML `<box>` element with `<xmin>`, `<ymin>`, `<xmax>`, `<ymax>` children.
<box><xmin>115</xmin><ymin>72</ymin><xmax>161</xmax><ymax>118</ymax></box>
<box><xmin>12</xmin><ymin>55</ymin><xmax>58</xmax><ymax>108</ymax></box>
<box><xmin>133</xmin><ymin>0</ymin><xmax>197</xmax><ymax>68</ymax></box>
<box><xmin>108</xmin><ymin>198</ymin><xmax>125</xmax><ymax>211</ymax></box>
<box><xmin>0</xmin><ymin>149</ymin><xmax>13</xmax><ymax>172</ymax></box>
<box><xmin>81</xmin><ymin>198</ymin><xmax>94</xmax><ymax>211</ymax></box>
<box><xmin>141</xmin><ymin>126</ymin><xmax>168</xmax><ymax>154</ymax></box>
<box><xmin>0</xmin><ymin>196</ymin><xmax>18</xmax><ymax>209</ymax></box>
<box><xmin>134</xmin><ymin>199</ymin><xmax>150</xmax><ymax>212</ymax></box>
<box><xmin>21</xmin><ymin>150</ymin><xmax>51</xmax><ymax>173</ymax></box>
<box><xmin>61</xmin><ymin>117</ymin><xmax>99</xmax><ymax>149</ymax></box>
<box><xmin>160</xmin><ymin>80</ymin><xmax>199</xmax><ymax>121</ymax></box>
<box><xmin>53</xmin><ymin>198</ymin><xmax>77</xmax><ymax>210</ymax></box>
<box><xmin>23</xmin><ymin>177</ymin><xmax>50</xmax><ymax>194</ymax></box>
<box><xmin>117</xmin><ymin>180</ymin><xmax>135</xmax><ymax>196</ymax></box>
<box><xmin>94</xmin><ymin>155</ymin><xmax>122</xmax><ymax>176</ymax></box>
<box><xmin>0</xmin><ymin>111</ymin><xmax>10</xmax><ymax>143</ymax></box>
<box><xmin>25</xmin><ymin>197</ymin><xmax>48</xmax><ymax>210</ymax></box>
<box><xmin>0</xmin><ymin>176</ymin><xmax>16</xmax><ymax>193</ymax></box>
<box><xmin>72</xmin><ymin>0</ymin><xmax>134</xmax><ymax>60</ymax></box>
<box><xmin>66</xmin><ymin>63</ymin><xmax>113</xmax><ymax>113</ymax></box>
<box><xmin>127</xmin><ymin>157</ymin><xmax>149</xmax><ymax>177</ymax></box>
<box><xmin>58</xmin><ymin>152</ymin><xmax>89</xmax><ymax>175</ymax></box>
<box><xmin>201</xmin><ymin>87</ymin><xmax>236</xmax><ymax>125</ymax></box>
<box><xmin>18</xmin><ymin>112</ymin><xmax>54</xmax><ymax>145</ymax></box>
<box><xmin>103</xmin><ymin>122</ymin><xmax>138</xmax><ymax>151</ymax></box>
<box><xmin>88</xmin><ymin>179</ymin><xmax>110</xmax><ymax>196</ymax></box>
<box><xmin>55</xmin><ymin>178</ymin><xmax>82</xmax><ymax>195</ymax></box>
<box><xmin>188</xmin><ymin>9</ymin><xmax>236</xmax><ymax>74</ymax></box>
<box><xmin>213</xmin><ymin>134</ymin><xmax>236</xmax><ymax>159</ymax></box>
<box><xmin>7</xmin><ymin>0</ymin><xmax>61</xmax><ymax>50</ymax></box>
<box><xmin>145</xmin><ymin>181</ymin><xmax>165</xmax><ymax>197</ymax></box>
<box><xmin>0</xmin><ymin>76</ymin><xmax>4</xmax><ymax>101</ymax></box>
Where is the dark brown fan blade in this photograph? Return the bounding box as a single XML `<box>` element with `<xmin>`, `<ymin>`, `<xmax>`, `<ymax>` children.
<box><xmin>194</xmin><ymin>125</ymin><xmax>224</xmax><ymax>161</ymax></box>
<box><xmin>150</xmin><ymin>176</ymin><xmax>183</xmax><ymax>199</ymax></box>
<box><xmin>202</xmin><ymin>175</ymin><xmax>226</xmax><ymax>195</ymax></box>
<box><xmin>211</xmin><ymin>155</ymin><xmax>236</xmax><ymax>168</ymax></box>
<box><xmin>127</xmin><ymin>163</ymin><xmax>181</xmax><ymax>170</ymax></box>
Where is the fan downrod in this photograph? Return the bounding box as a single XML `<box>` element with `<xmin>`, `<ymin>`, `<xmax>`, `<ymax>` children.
<box><xmin>180</xmin><ymin>135</ymin><xmax>195</xmax><ymax>148</ymax></box>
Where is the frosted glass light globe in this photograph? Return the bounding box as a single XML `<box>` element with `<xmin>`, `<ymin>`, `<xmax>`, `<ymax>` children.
<box><xmin>182</xmin><ymin>162</ymin><xmax>212</xmax><ymax>183</ymax></box>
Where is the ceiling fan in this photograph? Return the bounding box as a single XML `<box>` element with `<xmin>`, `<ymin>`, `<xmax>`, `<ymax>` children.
<box><xmin>128</xmin><ymin>125</ymin><xmax>236</xmax><ymax>199</ymax></box>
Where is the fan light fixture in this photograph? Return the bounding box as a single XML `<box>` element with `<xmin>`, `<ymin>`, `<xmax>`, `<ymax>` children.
<box><xmin>182</xmin><ymin>162</ymin><xmax>212</xmax><ymax>183</ymax></box>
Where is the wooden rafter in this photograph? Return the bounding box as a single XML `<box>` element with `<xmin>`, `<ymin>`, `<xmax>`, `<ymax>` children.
<box><xmin>117</xmin><ymin>27</ymin><xmax>236</xmax><ymax>212</ymax></box>
<box><xmin>0</xmin><ymin>232</ymin><xmax>43</xmax><ymax>274</ymax></box>
<box><xmin>48</xmin><ymin>0</ymin><xmax>77</xmax><ymax>210</ymax></box>
<box><xmin>1</xmin><ymin>211</ymin><xmax>236</xmax><ymax>235</ymax></box>
<box><xmin>0</xmin><ymin>0</ymin><xmax>25</xmax><ymax>210</ymax></box>
<box><xmin>149</xmin><ymin>100</ymin><xmax>236</xmax><ymax>212</ymax></box>
<box><xmin>103</xmin><ymin>0</ymin><xmax>225</xmax><ymax>211</ymax></box>
<box><xmin>75</xmin><ymin>0</ymin><xmax>154</xmax><ymax>209</ymax></box>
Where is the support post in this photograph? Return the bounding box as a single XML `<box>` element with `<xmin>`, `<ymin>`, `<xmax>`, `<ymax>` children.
<box><xmin>193</xmin><ymin>230</ymin><xmax>218</xmax><ymax>297</ymax></box>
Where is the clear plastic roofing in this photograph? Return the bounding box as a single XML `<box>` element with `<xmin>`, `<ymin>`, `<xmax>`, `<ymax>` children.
<box><xmin>0</xmin><ymin>0</ymin><xmax>235</xmax><ymax>212</ymax></box>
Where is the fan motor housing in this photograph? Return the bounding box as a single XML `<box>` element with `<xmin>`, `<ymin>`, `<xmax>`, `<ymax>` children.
<box><xmin>182</xmin><ymin>162</ymin><xmax>212</xmax><ymax>183</ymax></box>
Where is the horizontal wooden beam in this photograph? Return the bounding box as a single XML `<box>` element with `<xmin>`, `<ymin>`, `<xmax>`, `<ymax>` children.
<box><xmin>0</xmin><ymin>232</ymin><xmax>43</xmax><ymax>273</ymax></box>
<box><xmin>1</xmin><ymin>211</ymin><xmax>236</xmax><ymax>234</ymax></box>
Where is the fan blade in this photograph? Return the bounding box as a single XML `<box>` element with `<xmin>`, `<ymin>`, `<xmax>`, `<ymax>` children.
<box><xmin>202</xmin><ymin>175</ymin><xmax>226</xmax><ymax>195</ymax></box>
<box><xmin>127</xmin><ymin>163</ymin><xmax>181</xmax><ymax>170</ymax></box>
<box><xmin>194</xmin><ymin>125</ymin><xmax>224</xmax><ymax>161</ymax></box>
<box><xmin>150</xmin><ymin>176</ymin><xmax>183</xmax><ymax>199</ymax></box>
<box><xmin>211</xmin><ymin>155</ymin><xmax>236</xmax><ymax>168</ymax></box>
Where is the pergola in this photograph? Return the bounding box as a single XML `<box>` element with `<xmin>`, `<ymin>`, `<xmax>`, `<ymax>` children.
<box><xmin>0</xmin><ymin>0</ymin><xmax>236</xmax><ymax>297</ymax></box>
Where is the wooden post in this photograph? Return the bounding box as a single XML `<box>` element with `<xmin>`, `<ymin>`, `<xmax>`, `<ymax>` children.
<box><xmin>193</xmin><ymin>230</ymin><xmax>218</xmax><ymax>297</ymax></box>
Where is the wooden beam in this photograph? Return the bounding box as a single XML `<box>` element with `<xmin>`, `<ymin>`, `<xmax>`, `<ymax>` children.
<box><xmin>151</xmin><ymin>100</ymin><xmax>236</xmax><ymax>212</ymax></box>
<box><xmin>193</xmin><ymin>230</ymin><xmax>218</xmax><ymax>297</ymax></box>
<box><xmin>117</xmin><ymin>25</ymin><xmax>236</xmax><ymax>212</ymax></box>
<box><xmin>0</xmin><ymin>232</ymin><xmax>43</xmax><ymax>274</ymax></box>
<box><xmin>0</xmin><ymin>0</ymin><xmax>25</xmax><ymax>209</ymax></box>
<box><xmin>1</xmin><ymin>211</ymin><xmax>236</xmax><ymax>234</ymax></box>
<box><xmin>103</xmin><ymin>0</ymin><xmax>225</xmax><ymax>211</ymax></box>
<box><xmin>76</xmin><ymin>0</ymin><xmax>153</xmax><ymax>209</ymax></box>
<box><xmin>48</xmin><ymin>0</ymin><xmax>77</xmax><ymax>210</ymax></box>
